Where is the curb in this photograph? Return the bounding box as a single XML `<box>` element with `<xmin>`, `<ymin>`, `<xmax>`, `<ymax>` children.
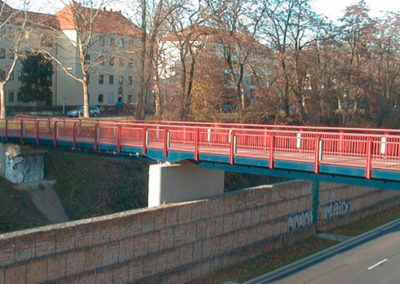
<box><xmin>243</xmin><ymin>217</ymin><xmax>400</xmax><ymax>284</ymax></box>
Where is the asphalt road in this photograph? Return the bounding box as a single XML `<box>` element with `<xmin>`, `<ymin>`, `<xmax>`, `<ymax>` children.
<box><xmin>272</xmin><ymin>224</ymin><xmax>400</xmax><ymax>284</ymax></box>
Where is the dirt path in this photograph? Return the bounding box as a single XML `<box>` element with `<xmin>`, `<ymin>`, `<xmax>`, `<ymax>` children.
<box><xmin>17</xmin><ymin>180</ymin><xmax>69</xmax><ymax>223</ymax></box>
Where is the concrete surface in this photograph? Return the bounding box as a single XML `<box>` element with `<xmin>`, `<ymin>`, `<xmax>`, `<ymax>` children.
<box><xmin>148</xmin><ymin>163</ymin><xmax>225</xmax><ymax>207</ymax></box>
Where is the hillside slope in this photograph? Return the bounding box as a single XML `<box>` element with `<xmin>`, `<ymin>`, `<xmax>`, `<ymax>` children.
<box><xmin>0</xmin><ymin>178</ymin><xmax>48</xmax><ymax>234</ymax></box>
<box><xmin>44</xmin><ymin>150</ymin><xmax>148</xmax><ymax>220</ymax></box>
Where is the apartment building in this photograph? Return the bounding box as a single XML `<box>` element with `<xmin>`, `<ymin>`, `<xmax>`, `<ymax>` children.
<box><xmin>159</xmin><ymin>25</ymin><xmax>266</xmax><ymax>104</ymax></box>
<box><xmin>1</xmin><ymin>1</ymin><xmax>141</xmax><ymax>107</ymax></box>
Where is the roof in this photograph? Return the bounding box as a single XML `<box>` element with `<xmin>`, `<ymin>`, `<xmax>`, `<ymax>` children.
<box><xmin>56</xmin><ymin>3</ymin><xmax>141</xmax><ymax>37</ymax></box>
<box><xmin>163</xmin><ymin>24</ymin><xmax>224</xmax><ymax>43</ymax></box>
<box><xmin>163</xmin><ymin>24</ymin><xmax>270</xmax><ymax>54</ymax></box>
<box><xmin>0</xmin><ymin>0</ymin><xmax>58</xmax><ymax>30</ymax></box>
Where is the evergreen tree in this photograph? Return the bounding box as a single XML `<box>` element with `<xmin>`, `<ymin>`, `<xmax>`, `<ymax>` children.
<box><xmin>19</xmin><ymin>54</ymin><xmax>53</xmax><ymax>105</ymax></box>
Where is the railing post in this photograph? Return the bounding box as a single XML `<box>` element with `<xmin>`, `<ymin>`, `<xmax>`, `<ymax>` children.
<box><xmin>20</xmin><ymin>119</ymin><xmax>24</xmax><ymax>143</ymax></box>
<box><xmin>366</xmin><ymin>139</ymin><xmax>373</xmax><ymax>179</ymax></box>
<box><xmin>229</xmin><ymin>130</ymin><xmax>236</xmax><ymax>165</ymax></box>
<box><xmin>116</xmin><ymin>124</ymin><xmax>121</xmax><ymax>153</ymax></box>
<box><xmin>314</xmin><ymin>137</ymin><xmax>321</xmax><ymax>174</ymax></box>
<box><xmin>338</xmin><ymin>130</ymin><xmax>344</xmax><ymax>154</ymax></box>
<box><xmin>53</xmin><ymin>121</ymin><xmax>58</xmax><ymax>147</ymax></box>
<box><xmin>269</xmin><ymin>134</ymin><xmax>274</xmax><ymax>169</ymax></box>
<box><xmin>72</xmin><ymin>122</ymin><xmax>77</xmax><ymax>149</ymax></box>
<box><xmin>163</xmin><ymin>128</ymin><xmax>168</xmax><ymax>158</ymax></box>
<box><xmin>194</xmin><ymin>129</ymin><xmax>199</xmax><ymax>161</ymax></box>
<box><xmin>5</xmin><ymin>119</ymin><xmax>8</xmax><ymax>142</ymax></box>
<box><xmin>94</xmin><ymin>122</ymin><xmax>99</xmax><ymax>151</ymax></box>
<box><xmin>35</xmin><ymin>120</ymin><xmax>40</xmax><ymax>145</ymax></box>
<box><xmin>142</xmin><ymin>127</ymin><xmax>147</xmax><ymax>155</ymax></box>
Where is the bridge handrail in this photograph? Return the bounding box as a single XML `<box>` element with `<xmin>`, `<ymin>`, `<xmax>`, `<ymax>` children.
<box><xmin>2</xmin><ymin>117</ymin><xmax>400</xmax><ymax>180</ymax></box>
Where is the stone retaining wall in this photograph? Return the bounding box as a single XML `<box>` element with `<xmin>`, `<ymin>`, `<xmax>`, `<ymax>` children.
<box><xmin>318</xmin><ymin>182</ymin><xmax>400</xmax><ymax>230</ymax></box>
<box><xmin>1</xmin><ymin>180</ymin><xmax>399</xmax><ymax>283</ymax></box>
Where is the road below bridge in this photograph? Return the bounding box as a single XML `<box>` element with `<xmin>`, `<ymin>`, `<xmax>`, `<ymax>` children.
<box><xmin>272</xmin><ymin>222</ymin><xmax>400</xmax><ymax>284</ymax></box>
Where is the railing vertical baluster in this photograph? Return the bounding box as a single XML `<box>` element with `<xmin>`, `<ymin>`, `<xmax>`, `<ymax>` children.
<box><xmin>366</xmin><ymin>139</ymin><xmax>373</xmax><ymax>179</ymax></box>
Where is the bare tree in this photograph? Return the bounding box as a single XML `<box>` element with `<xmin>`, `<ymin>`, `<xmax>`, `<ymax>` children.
<box><xmin>0</xmin><ymin>1</ymin><xmax>28</xmax><ymax>118</ymax></box>
<box><xmin>134</xmin><ymin>0</ymin><xmax>184</xmax><ymax>119</ymax></box>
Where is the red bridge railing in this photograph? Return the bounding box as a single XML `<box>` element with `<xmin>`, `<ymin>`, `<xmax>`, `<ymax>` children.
<box><xmin>1</xmin><ymin>117</ymin><xmax>400</xmax><ymax>180</ymax></box>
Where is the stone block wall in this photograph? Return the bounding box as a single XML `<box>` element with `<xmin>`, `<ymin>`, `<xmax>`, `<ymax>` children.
<box><xmin>2</xmin><ymin>180</ymin><xmax>400</xmax><ymax>283</ymax></box>
<box><xmin>318</xmin><ymin>182</ymin><xmax>400</xmax><ymax>230</ymax></box>
<box><xmin>0</xmin><ymin>180</ymin><xmax>313</xmax><ymax>284</ymax></box>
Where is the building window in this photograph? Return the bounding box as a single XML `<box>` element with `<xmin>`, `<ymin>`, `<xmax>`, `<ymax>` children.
<box><xmin>128</xmin><ymin>58</ymin><xmax>133</xmax><ymax>67</ymax></box>
<box><xmin>0</xmin><ymin>70</ymin><xmax>5</xmax><ymax>80</ymax></box>
<box><xmin>8</xmin><ymin>50</ymin><xmax>14</xmax><ymax>59</ymax></box>
<box><xmin>127</xmin><ymin>95</ymin><xmax>133</xmax><ymax>103</ymax></box>
<box><xmin>84</xmin><ymin>54</ymin><xmax>90</xmax><ymax>65</ymax></box>
<box><xmin>110</xmin><ymin>37</ymin><xmax>115</xmax><ymax>46</ymax></box>
<box><xmin>110</xmin><ymin>57</ymin><xmax>114</xmax><ymax>66</ymax></box>
<box><xmin>128</xmin><ymin>76</ymin><xmax>133</xmax><ymax>85</ymax></box>
<box><xmin>0</xmin><ymin>49</ymin><xmax>5</xmax><ymax>59</ymax></box>
<box><xmin>119</xmin><ymin>75</ymin><xmax>123</xmax><ymax>85</ymax></box>
<box><xmin>17</xmin><ymin>92</ymin><xmax>22</xmax><ymax>102</ymax></box>
<box><xmin>99</xmin><ymin>74</ymin><xmax>104</xmax><ymax>84</ymax></box>
<box><xmin>98</xmin><ymin>93</ymin><xmax>103</xmax><ymax>103</ymax></box>
<box><xmin>109</xmin><ymin>75</ymin><xmax>114</xmax><ymax>84</ymax></box>
<box><xmin>119</xmin><ymin>38</ymin><xmax>124</xmax><ymax>48</ymax></box>
<box><xmin>8</xmin><ymin>91</ymin><xmax>14</xmax><ymax>102</ymax></box>
<box><xmin>86</xmin><ymin>74</ymin><xmax>90</xmax><ymax>84</ymax></box>
<box><xmin>98</xmin><ymin>55</ymin><xmax>104</xmax><ymax>65</ymax></box>
<box><xmin>10</xmin><ymin>70</ymin><xmax>14</xmax><ymax>80</ymax></box>
<box><xmin>99</xmin><ymin>36</ymin><xmax>105</xmax><ymax>46</ymax></box>
<box><xmin>18</xmin><ymin>71</ymin><xmax>22</xmax><ymax>81</ymax></box>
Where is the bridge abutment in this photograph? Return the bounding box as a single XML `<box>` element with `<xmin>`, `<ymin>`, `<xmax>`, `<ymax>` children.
<box><xmin>148</xmin><ymin>163</ymin><xmax>224</xmax><ymax>207</ymax></box>
<box><xmin>0</xmin><ymin>143</ymin><xmax>46</xmax><ymax>183</ymax></box>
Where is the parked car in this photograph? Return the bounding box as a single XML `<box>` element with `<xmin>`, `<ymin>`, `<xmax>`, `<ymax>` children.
<box><xmin>219</xmin><ymin>103</ymin><xmax>234</xmax><ymax>113</ymax></box>
<box><xmin>67</xmin><ymin>106</ymin><xmax>101</xmax><ymax>117</ymax></box>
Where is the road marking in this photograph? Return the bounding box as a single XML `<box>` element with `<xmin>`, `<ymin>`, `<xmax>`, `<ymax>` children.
<box><xmin>368</xmin><ymin>258</ymin><xmax>388</xmax><ymax>271</ymax></box>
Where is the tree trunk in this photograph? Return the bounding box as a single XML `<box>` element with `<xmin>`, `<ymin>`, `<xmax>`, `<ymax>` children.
<box><xmin>0</xmin><ymin>82</ymin><xmax>5</xmax><ymax>119</ymax></box>
<box><xmin>136</xmin><ymin>0</ymin><xmax>147</xmax><ymax>120</ymax></box>
<box><xmin>82</xmin><ymin>79</ymin><xmax>90</xmax><ymax>118</ymax></box>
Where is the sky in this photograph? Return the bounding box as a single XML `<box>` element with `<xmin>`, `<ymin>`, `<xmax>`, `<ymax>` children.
<box><xmin>311</xmin><ymin>0</ymin><xmax>400</xmax><ymax>21</ymax></box>
<box><xmin>4</xmin><ymin>0</ymin><xmax>400</xmax><ymax>21</ymax></box>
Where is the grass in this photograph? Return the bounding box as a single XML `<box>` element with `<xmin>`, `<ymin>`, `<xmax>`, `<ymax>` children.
<box><xmin>44</xmin><ymin>149</ymin><xmax>149</xmax><ymax>220</ymax></box>
<box><xmin>329</xmin><ymin>202</ymin><xmax>400</xmax><ymax>236</ymax></box>
<box><xmin>193</xmin><ymin>236</ymin><xmax>337</xmax><ymax>284</ymax></box>
<box><xmin>0</xmin><ymin>178</ymin><xmax>48</xmax><ymax>234</ymax></box>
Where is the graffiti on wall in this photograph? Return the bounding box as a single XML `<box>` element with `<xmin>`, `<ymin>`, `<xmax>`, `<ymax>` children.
<box><xmin>288</xmin><ymin>210</ymin><xmax>313</xmax><ymax>232</ymax></box>
<box><xmin>322</xmin><ymin>200</ymin><xmax>350</xmax><ymax>220</ymax></box>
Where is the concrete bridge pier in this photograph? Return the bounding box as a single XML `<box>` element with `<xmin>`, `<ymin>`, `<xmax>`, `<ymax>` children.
<box><xmin>148</xmin><ymin>163</ymin><xmax>225</xmax><ymax>207</ymax></box>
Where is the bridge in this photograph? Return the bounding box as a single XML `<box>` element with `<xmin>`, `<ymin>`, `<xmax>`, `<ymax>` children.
<box><xmin>1</xmin><ymin>117</ymin><xmax>400</xmax><ymax>205</ymax></box>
